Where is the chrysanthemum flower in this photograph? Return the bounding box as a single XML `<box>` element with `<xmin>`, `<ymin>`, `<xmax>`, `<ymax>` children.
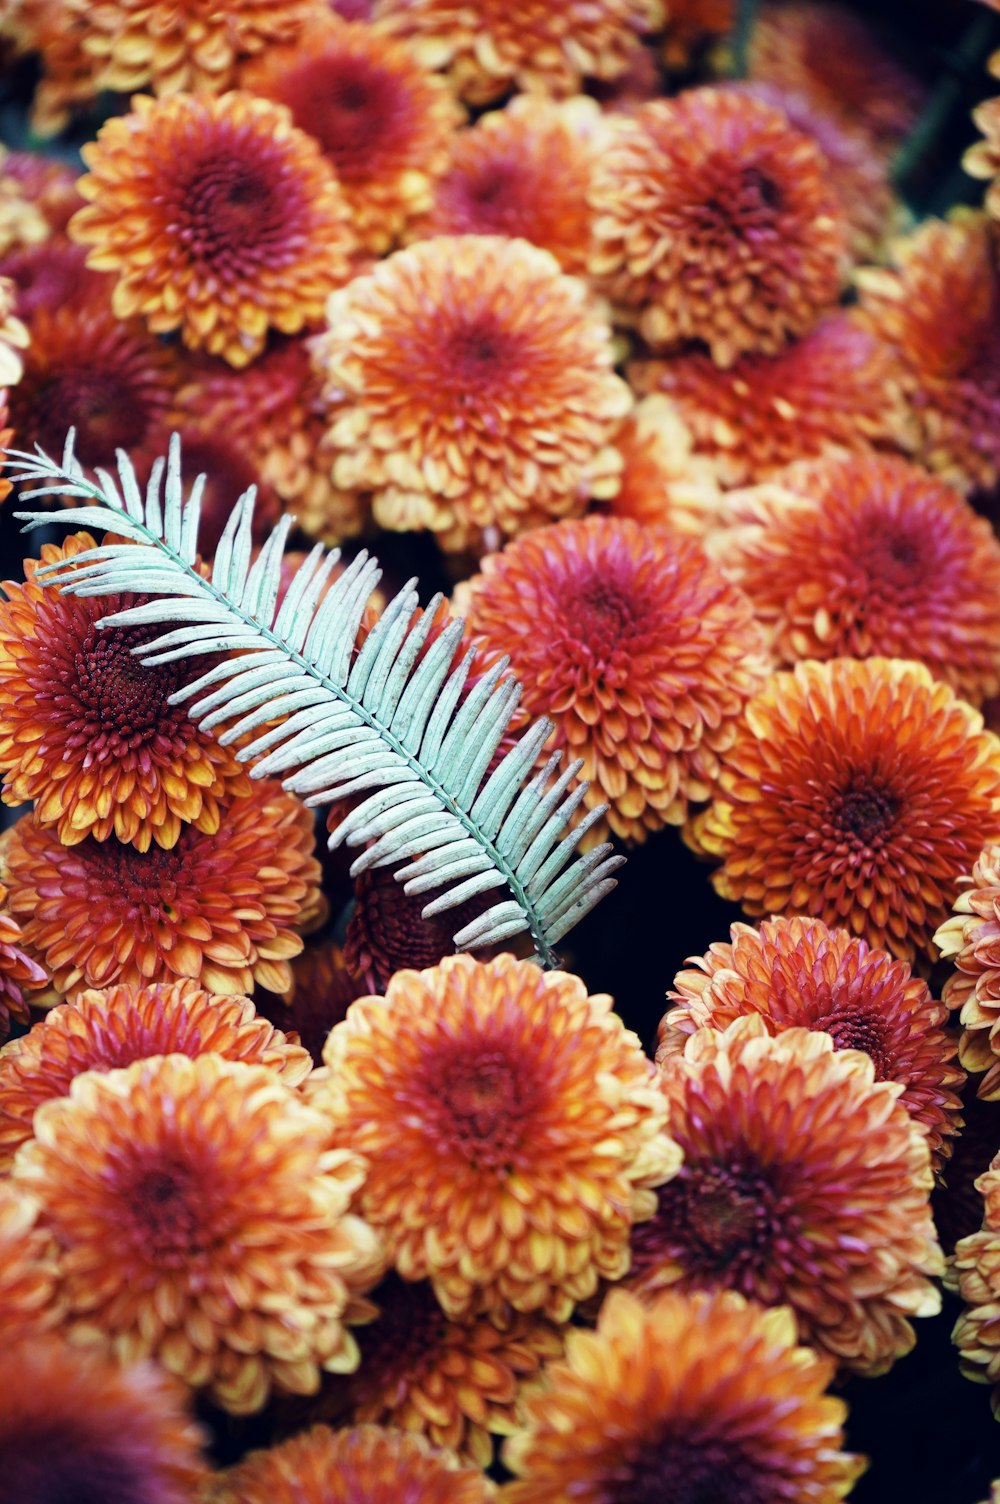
<box><xmin>503</xmin><ymin>1286</ymin><xmax>863</xmax><ymax>1502</ymax></box>
<box><xmin>258</xmin><ymin>940</ymin><xmax>364</xmax><ymax>1065</ymax></box>
<box><xmin>373</xmin><ymin>0</ymin><xmax>661</xmax><ymax>105</ymax></box>
<box><xmin>856</xmin><ymin>213</ymin><xmax>1000</xmax><ymax>494</ymax></box>
<box><xmin>320</xmin><ymin>1274</ymin><xmax>563</xmax><ymax>1466</ymax></box>
<box><xmin>0</xmin><ymin>533</ymin><xmax>251</xmax><ymax>851</ymax></box>
<box><xmin>0</xmin><ymin>980</ymin><xmax>312</xmax><ymax>1170</ymax></box>
<box><xmin>934</xmin><ymin>845</ymin><xmax>1000</xmax><ymax>1101</ymax></box>
<box><xmin>951</xmin><ymin>1189</ymin><xmax>1000</xmax><ymax>1415</ymax></box>
<box><xmin>457</xmin><ymin>515</ymin><xmax>768</xmax><ymax>842</ymax></box>
<box><xmin>12</xmin><ymin>1053</ymin><xmax>384</xmax><ymax>1413</ymax></box>
<box><xmin>712</xmin><ymin>454</ymin><xmax>1000</xmax><ymax>704</ymax></box>
<box><xmin>0</xmin><ymin>1181</ymin><xmax>62</xmax><ymax>1342</ymax></box>
<box><xmin>313</xmin><ymin>235</ymin><xmax>631</xmax><ymax>551</ymax></box>
<box><xmin>966</xmin><ymin>55</ymin><xmax>1000</xmax><ymax>221</ymax></box>
<box><xmin>313</xmin><ymin>953</ymin><xmax>681</xmax><ymax>1320</ymax></box>
<box><xmin>630</xmin><ymin>313</ymin><xmax>911</xmax><ymax>488</ymax></box>
<box><xmin>0</xmin><ymin>272</ymin><xmax>29</xmax><ymax>387</ymax></box>
<box><xmin>0</xmin><ymin>1336</ymin><xmax>207</xmax><ymax>1501</ymax></box>
<box><xmin>635</xmin><ymin>1017</ymin><xmax>943</xmax><ymax>1373</ymax></box>
<box><xmin>7</xmin><ymin>301</ymin><xmax>179</xmax><ymax>482</ymax></box>
<box><xmin>0</xmin><ymin>882</ymin><xmax>46</xmax><ymax>1045</ymax></box>
<box><xmin>344</xmin><ymin>866</ymin><xmax>500</xmax><ymax>992</ymax></box>
<box><xmin>4</xmin><ymin>781</ymin><xmax>324</xmax><ymax>997</ymax></box>
<box><xmin>241</xmin><ymin>15</ymin><xmax>462</xmax><ymax>255</ymax></box>
<box><xmin>0</xmin><ymin>0</ymin><xmax>98</xmax><ymax>138</ymax></box>
<box><xmin>603</xmin><ymin>393</ymin><xmax>723</xmax><ymax>535</ymax></box>
<box><xmin>410</xmin><ymin>96</ymin><xmax>603</xmax><ymax>277</ymax></box>
<box><xmin>62</xmin><ymin>0</ymin><xmax>323</xmax><ymax>96</ymax></box>
<box><xmin>589</xmin><ymin>90</ymin><xmax>846</xmax><ymax>365</ymax></box>
<box><xmin>2</xmin><ymin>149</ymin><xmax>83</xmax><ymax>233</ymax></box>
<box><xmin>691</xmin><ymin>658</ymin><xmax>1000</xmax><ymax>962</ymax></box>
<box><xmin>70</xmin><ymin>91</ymin><xmax>355</xmax><ymax>368</ymax></box>
<box><xmin>174</xmin><ymin>337</ymin><xmax>366</xmax><ymax>545</ymax></box>
<box><xmin>0</xmin><ymin>237</ymin><xmax>107</xmax><ymax>319</ymax></box>
<box><xmin>0</xmin><ymin>151</ymin><xmax>49</xmax><ymax>258</ymax></box>
<box><xmin>208</xmin><ymin>1424</ymin><xmax>495</xmax><ymax>1503</ymax></box>
<box><xmin>660</xmin><ymin>915</ymin><xmax>963</xmax><ymax>1173</ymax></box>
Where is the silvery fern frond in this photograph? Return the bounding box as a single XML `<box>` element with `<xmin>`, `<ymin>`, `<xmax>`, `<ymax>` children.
<box><xmin>6</xmin><ymin>432</ymin><xmax>624</xmax><ymax>967</ymax></box>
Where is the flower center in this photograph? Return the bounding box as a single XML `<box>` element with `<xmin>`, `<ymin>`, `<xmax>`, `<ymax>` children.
<box><xmin>445</xmin><ymin>318</ymin><xmax>510</xmax><ymax>388</ymax></box>
<box><xmin>571</xmin><ymin>578</ymin><xmax>638</xmax><ymax>662</ymax></box>
<box><xmin>814</xmin><ymin>1007</ymin><xmax>890</xmax><ymax>1077</ymax></box>
<box><xmin>833</xmin><ymin>784</ymin><xmax>899</xmax><ymax>847</ymax></box>
<box><xmin>83</xmin><ymin>837</ymin><xmax>190</xmax><ymax>923</ymax></box>
<box><xmin>30</xmin><ymin>369</ymin><xmax>154</xmax><ymax>469</ymax></box>
<box><xmin>614</xmin><ymin>1433</ymin><xmax>768</xmax><ymax>1504</ymax></box>
<box><xmin>454</xmin><ymin>159</ymin><xmax>532</xmax><ymax>237</ymax></box>
<box><xmin>124</xmin><ymin>1160</ymin><xmax>206</xmax><ymax>1266</ymax></box>
<box><xmin>421</xmin><ymin>1044</ymin><xmax>541</xmax><ymax>1172</ymax></box>
<box><xmin>178</xmin><ymin>150</ymin><xmax>288</xmax><ymax>276</ymax></box>
<box><xmin>69</xmin><ymin>621</ymin><xmax>183</xmax><ymax>756</ymax></box>
<box><xmin>284</xmin><ymin>55</ymin><xmax>405</xmax><ymax>180</ymax></box>
<box><xmin>632</xmin><ymin>1160</ymin><xmax>785</xmax><ymax>1291</ymax></box>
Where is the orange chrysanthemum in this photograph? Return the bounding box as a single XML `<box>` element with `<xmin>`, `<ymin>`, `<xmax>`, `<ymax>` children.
<box><xmin>209</xmin><ymin>1424</ymin><xmax>495</xmax><ymax>1503</ymax></box>
<box><xmin>457</xmin><ymin>515</ymin><xmax>768</xmax><ymax>842</ymax></box>
<box><xmin>966</xmin><ymin>55</ymin><xmax>1000</xmax><ymax>221</ymax></box>
<box><xmin>0</xmin><ymin>0</ymin><xmax>96</xmax><ymax>137</ymax></box>
<box><xmin>635</xmin><ymin>1017</ymin><xmax>943</xmax><ymax>1373</ymax></box>
<box><xmin>0</xmin><ymin>1336</ymin><xmax>207</xmax><ymax>1502</ymax></box>
<box><xmin>934</xmin><ymin>845</ymin><xmax>1000</xmax><ymax>1101</ymax></box>
<box><xmin>856</xmin><ymin>213</ymin><xmax>1000</xmax><ymax>494</ymax></box>
<box><xmin>589</xmin><ymin>90</ymin><xmax>846</xmax><ymax>365</ymax></box>
<box><xmin>603</xmin><ymin>393</ymin><xmax>723</xmax><ymax>535</ymax></box>
<box><xmin>634</xmin><ymin>314</ymin><xmax>912</xmax><ymax>488</ymax></box>
<box><xmin>0</xmin><ymin>148</ymin><xmax>49</xmax><ymax>257</ymax></box>
<box><xmin>313</xmin><ymin>953</ymin><xmax>682</xmax><ymax>1320</ymax></box>
<box><xmin>748</xmin><ymin>1</ymin><xmax>923</xmax><ymax>152</ymax></box>
<box><xmin>373</xmin><ymin>0</ymin><xmax>661</xmax><ymax>104</ymax></box>
<box><xmin>174</xmin><ymin>338</ymin><xmax>365</xmax><ymax>545</ymax></box>
<box><xmin>503</xmin><ymin>1286</ymin><xmax>863</xmax><ymax>1503</ymax></box>
<box><xmin>0</xmin><ymin>980</ymin><xmax>312</xmax><ymax>1170</ymax></box>
<box><xmin>0</xmin><ymin>882</ymin><xmax>46</xmax><ymax>1044</ymax></box>
<box><xmin>12</xmin><ymin>1054</ymin><xmax>384</xmax><ymax>1413</ymax></box>
<box><xmin>659</xmin><ymin>915</ymin><xmax>964</xmax><ymax>1173</ymax></box>
<box><xmin>0</xmin><ymin>533</ymin><xmax>251</xmax><ymax>851</ymax></box>
<box><xmin>319</xmin><ymin>1274</ymin><xmax>564</xmax><ymax>1466</ymax></box>
<box><xmin>411</xmin><ymin>96</ymin><xmax>603</xmax><ymax>277</ymax></box>
<box><xmin>241</xmin><ymin>15</ymin><xmax>462</xmax><ymax>254</ymax></box>
<box><xmin>4</xmin><ymin>781</ymin><xmax>324</xmax><ymax>997</ymax></box>
<box><xmin>0</xmin><ymin>1180</ymin><xmax>62</xmax><ymax>1343</ymax></box>
<box><xmin>712</xmin><ymin>454</ymin><xmax>1000</xmax><ymax>704</ymax></box>
<box><xmin>313</xmin><ymin>235</ymin><xmax>630</xmax><ymax>551</ymax></box>
<box><xmin>691</xmin><ymin>658</ymin><xmax>1000</xmax><ymax>962</ymax></box>
<box><xmin>63</xmin><ymin>0</ymin><xmax>323</xmax><ymax>96</ymax></box>
<box><xmin>71</xmin><ymin>92</ymin><xmax>354</xmax><ymax>367</ymax></box>
<box><xmin>7</xmin><ymin>300</ymin><xmax>180</xmax><ymax>485</ymax></box>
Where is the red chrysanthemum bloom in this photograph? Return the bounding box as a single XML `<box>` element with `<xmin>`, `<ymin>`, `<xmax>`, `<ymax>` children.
<box><xmin>0</xmin><ymin>1336</ymin><xmax>207</xmax><ymax>1502</ymax></box>
<box><xmin>659</xmin><ymin>915</ymin><xmax>964</xmax><ymax>1173</ymax></box>
<box><xmin>4</xmin><ymin>781</ymin><xmax>324</xmax><ymax>997</ymax></box>
<box><xmin>589</xmin><ymin>90</ymin><xmax>846</xmax><ymax>365</ymax></box>
<box><xmin>208</xmin><ymin>1424</ymin><xmax>495</xmax><ymax>1503</ymax></box>
<box><xmin>7</xmin><ymin>299</ymin><xmax>179</xmax><ymax>480</ymax></box>
<box><xmin>174</xmin><ymin>337</ymin><xmax>366</xmax><ymax>546</ymax></box>
<box><xmin>344</xmin><ymin>866</ymin><xmax>501</xmax><ymax>992</ymax></box>
<box><xmin>410</xmin><ymin>95</ymin><xmax>603</xmax><ymax>277</ymax></box>
<box><xmin>711</xmin><ymin>454</ymin><xmax>1000</xmax><ymax>704</ymax></box>
<box><xmin>373</xmin><ymin>0</ymin><xmax>662</xmax><ymax>105</ymax></box>
<box><xmin>71</xmin><ymin>91</ymin><xmax>355</xmax><ymax>367</ymax></box>
<box><xmin>312</xmin><ymin>953</ymin><xmax>682</xmax><ymax>1320</ymax></box>
<box><xmin>690</xmin><ymin>658</ymin><xmax>1000</xmax><ymax>962</ymax></box>
<box><xmin>732</xmin><ymin>80</ymin><xmax>898</xmax><ymax>260</ymax></box>
<box><xmin>503</xmin><ymin>1286</ymin><xmax>864</xmax><ymax>1503</ymax></box>
<box><xmin>635</xmin><ymin>1016</ymin><xmax>943</xmax><ymax>1373</ymax></box>
<box><xmin>856</xmin><ymin>213</ymin><xmax>1000</xmax><ymax>494</ymax></box>
<box><xmin>0</xmin><ymin>881</ymin><xmax>46</xmax><ymax>1045</ymax></box>
<box><xmin>629</xmin><ymin>313</ymin><xmax>912</xmax><ymax>488</ymax></box>
<box><xmin>12</xmin><ymin>1054</ymin><xmax>383</xmax><ymax>1413</ymax></box>
<box><xmin>965</xmin><ymin>54</ymin><xmax>1000</xmax><ymax>222</ymax></box>
<box><xmin>0</xmin><ymin>236</ymin><xmax>108</xmax><ymax>320</ymax></box>
<box><xmin>0</xmin><ymin>1180</ymin><xmax>63</xmax><ymax>1343</ymax></box>
<box><xmin>0</xmin><ymin>979</ymin><xmax>312</xmax><ymax>1170</ymax></box>
<box><xmin>456</xmin><ymin>515</ymin><xmax>768</xmax><ymax>842</ymax></box>
<box><xmin>934</xmin><ymin>845</ymin><xmax>1000</xmax><ymax>1102</ymax></box>
<box><xmin>62</xmin><ymin>0</ymin><xmax>325</xmax><ymax>96</ymax></box>
<box><xmin>603</xmin><ymin>393</ymin><xmax>723</xmax><ymax>535</ymax></box>
<box><xmin>312</xmin><ymin>235</ymin><xmax>631</xmax><ymax>551</ymax></box>
<box><xmin>0</xmin><ymin>532</ymin><xmax>252</xmax><ymax>851</ymax></box>
<box><xmin>314</xmin><ymin>1274</ymin><xmax>564</xmax><ymax>1467</ymax></box>
<box><xmin>241</xmin><ymin>15</ymin><xmax>462</xmax><ymax>254</ymax></box>
<box><xmin>748</xmin><ymin>1</ymin><xmax>922</xmax><ymax>153</ymax></box>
